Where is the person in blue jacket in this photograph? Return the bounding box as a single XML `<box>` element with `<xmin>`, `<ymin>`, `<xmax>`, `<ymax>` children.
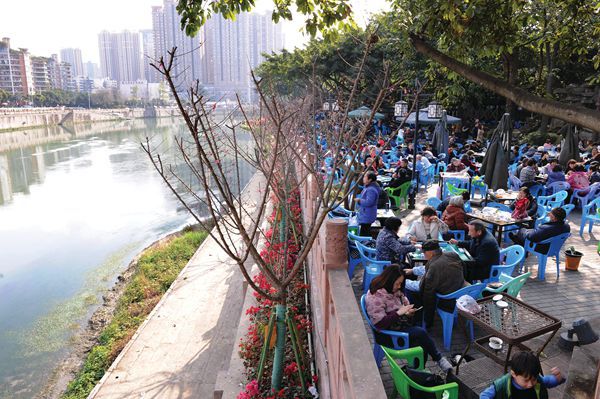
<box><xmin>480</xmin><ymin>351</ymin><xmax>565</xmax><ymax>398</ymax></box>
<box><xmin>354</xmin><ymin>171</ymin><xmax>381</xmax><ymax>237</ymax></box>
<box><xmin>508</xmin><ymin>207</ymin><xmax>570</xmax><ymax>254</ymax></box>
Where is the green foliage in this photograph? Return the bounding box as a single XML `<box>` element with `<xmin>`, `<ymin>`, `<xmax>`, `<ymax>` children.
<box><xmin>61</xmin><ymin>231</ymin><xmax>207</xmax><ymax>399</ymax></box>
<box><xmin>518</xmin><ymin>130</ymin><xmax>562</xmax><ymax>146</ymax></box>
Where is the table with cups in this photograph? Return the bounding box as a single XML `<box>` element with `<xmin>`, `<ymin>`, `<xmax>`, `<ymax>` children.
<box><xmin>466</xmin><ymin>208</ymin><xmax>530</xmax><ymax>246</ymax></box>
<box><xmin>455</xmin><ymin>294</ymin><xmax>561</xmax><ymax>373</ymax></box>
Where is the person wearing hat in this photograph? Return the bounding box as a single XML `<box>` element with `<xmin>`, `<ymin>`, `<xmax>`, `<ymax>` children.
<box><xmin>508</xmin><ymin>207</ymin><xmax>570</xmax><ymax>256</ymax></box>
<box><xmin>412</xmin><ymin>240</ymin><xmax>467</xmax><ymax>328</ymax></box>
<box><xmin>449</xmin><ymin>220</ymin><xmax>500</xmax><ymax>283</ymax></box>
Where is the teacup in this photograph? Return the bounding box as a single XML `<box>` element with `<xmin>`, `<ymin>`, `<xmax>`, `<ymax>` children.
<box><xmin>489</xmin><ymin>337</ymin><xmax>503</xmax><ymax>350</ymax></box>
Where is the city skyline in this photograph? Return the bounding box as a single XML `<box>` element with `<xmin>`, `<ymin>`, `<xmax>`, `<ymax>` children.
<box><xmin>1</xmin><ymin>0</ymin><xmax>386</xmax><ymax>64</ymax></box>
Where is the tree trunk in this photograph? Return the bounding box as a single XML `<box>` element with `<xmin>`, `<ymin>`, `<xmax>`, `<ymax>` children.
<box><xmin>540</xmin><ymin>42</ymin><xmax>558</xmax><ymax>134</ymax></box>
<box><xmin>410</xmin><ymin>34</ymin><xmax>600</xmax><ymax>133</ymax></box>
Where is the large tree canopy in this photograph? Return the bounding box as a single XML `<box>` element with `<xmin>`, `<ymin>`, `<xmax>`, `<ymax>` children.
<box><xmin>177</xmin><ymin>0</ymin><xmax>600</xmax><ymax>131</ymax></box>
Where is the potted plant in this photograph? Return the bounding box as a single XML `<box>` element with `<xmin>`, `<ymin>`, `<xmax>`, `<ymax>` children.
<box><xmin>564</xmin><ymin>246</ymin><xmax>584</xmax><ymax>271</ymax></box>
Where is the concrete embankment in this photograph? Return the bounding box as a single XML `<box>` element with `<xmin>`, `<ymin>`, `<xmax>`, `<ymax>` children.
<box><xmin>0</xmin><ymin>107</ymin><xmax>179</xmax><ymax>131</ymax></box>
<box><xmin>87</xmin><ymin>172</ymin><xmax>264</xmax><ymax>399</ymax></box>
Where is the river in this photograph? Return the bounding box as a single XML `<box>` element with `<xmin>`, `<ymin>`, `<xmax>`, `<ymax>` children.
<box><xmin>0</xmin><ymin>117</ymin><xmax>254</xmax><ymax>398</ymax></box>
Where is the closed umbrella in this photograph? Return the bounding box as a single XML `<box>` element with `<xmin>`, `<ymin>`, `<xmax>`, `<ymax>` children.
<box><xmin>481</xmin><ymin>113</ymin><xmax>512</xmax><ymax>190</ymax></box>
<box><xmin>348</xmin><ymin>106</ymin><xmax>385</xmax><ymax>120</ymax></box>
<box><xmin>558</xmin><ymin>124</ymin><xmax>580</xmax><ymax>166</ymax></box>
<box><xmin>431</xmin><ymin>110</ymin><xmax>449</xmax><ymax>157</ymax></box>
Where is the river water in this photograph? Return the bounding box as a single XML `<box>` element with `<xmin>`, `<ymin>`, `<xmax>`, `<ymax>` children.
<box><xmin>0</xmin><ymin>118</ymin><xmax>254</xmax><ymax>398</ymax></box>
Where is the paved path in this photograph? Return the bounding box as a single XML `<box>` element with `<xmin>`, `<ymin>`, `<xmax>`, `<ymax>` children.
<box><xmin>89</xmin><ymin>174</ymin><xmax>264</xmax><ymax>399</ymax></box>
<box><xmin>352</xmin><ymin>185</ymin><xmax>600</xmax><ymax>398</ymax></box>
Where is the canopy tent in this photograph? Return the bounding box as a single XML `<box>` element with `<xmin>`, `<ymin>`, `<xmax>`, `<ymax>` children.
<box><xmin>400</xmin><ymin>108</ymin><xmax>461</xmax><ymax>126</ymax></box>
<box><xmin>348</xmin><ymin>106</ymin><xmax>385</xmax><ymax>120</ymax></box>
<box><xmin>558</xmin><ymin>124</ymin><xmax>581</xmax><ymax>166</ymax></box>
<box><xmin>481</xmin><ymin>113</ymin><xmax>512</xmax><ymax>190</ymax></box>
<box><xmin>431</xmin><ymin>110</ymin><xmax>449</xmax><ymax>157</ymax></box>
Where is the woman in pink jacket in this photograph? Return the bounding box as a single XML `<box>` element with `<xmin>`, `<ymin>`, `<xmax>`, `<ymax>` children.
<box><xmin>364</xmin><ymin>265</ymin><xmax>453</xmax><ymax>371</ymax></box>
<box><xmin>567</xmin><ymin>163</ymin><xmax>590</xmax><ymax>190</ymax></box>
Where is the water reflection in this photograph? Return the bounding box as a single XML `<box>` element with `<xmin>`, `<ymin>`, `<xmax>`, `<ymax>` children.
<box><xmin>0</xmin><ymin>118</ymin><xmax>254</xmax><ymax>398</ymax></box>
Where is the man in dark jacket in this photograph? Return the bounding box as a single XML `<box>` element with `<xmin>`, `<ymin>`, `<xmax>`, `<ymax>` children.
<box><xmin>417</xmin><ymin>240</ymin><xmax>467</xmax><ymax>328</ymax></box>
<box><xmin>389</xmin><ymin>159</ymin><xmax>412</xmax><ymax>188</ymax></box>
<box><xmin>450</xmin><ymin>220</ymin><xmax>500</xmax><ymax>283</ymax></box>
<box><xmin>509</xmin><ymin>207</ymin><xmax>570</xmax><ymax>254</ymax></box>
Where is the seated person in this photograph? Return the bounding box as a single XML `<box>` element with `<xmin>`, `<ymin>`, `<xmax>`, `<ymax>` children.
<box><xmin>446</xmin><ymin>157</ymin><xmax>466</xmax><ymax>172</ymax></box>
<box><xmin>589</xmin><ymin>161</ymin><xmax>600</xmax><ymax>184</ymax></box>
<box><xmin>509</xmin><ymin>186</ymin><xmax>537</xmax><ymax>219</ymax></box>
<box><xmin>480</xmin><ymin>351</ymin><xmax>565</xmax><ymax>399</ymax></box>
<box><xmin>407</xmin><ymin>207</ymin><xmax>449</xmax><ymax>242</ymax></box>
<box><xmin>541</xmin><ymin>157</ymin><xmax>558</xmax><ymax>175</ymax></box>
<box><xmin>376</xmin><ymin>217</ymin><xmax>416</xmax><ymax>264</ymax></box>
<box><xmin>364</xmin><ymin>265</ymin><xmax>453</xmax><ymax>371</ymax></box>
<box><xmin>567</xmin><ymin>163</ymin><xmax>590</xmax><ymax>190</ymax></box>
<box><xmin>437</xmin><ymin>191</ymin><xmax>470</xmax><ymax>214</ymax></box>
<box><xmin>442</xmin><ymin>195</ymin><xmax>469</xmax><ymax>232</ymax></box>
<box><xmin>461</xmin><ymin>154</ymin><xmax>478</xmax><ymax>174</ymax></box>
<box><xmin>449</xmin><ymin>220</ymin><xmax>500</xmax><ymax>283</ymax></box>
<box><xmin>410</xmin><ymin>240</ymin><xmax>466</xmax><ymax>328</ymax></box>
<box><xmin>519</xmin><ymin>158</ymin><xmax>538</xmax><ymax>187</ymax></box>
<box><xmin>389</xmin><ymin>158</ymin><xmax>412</xmax><ymax>188</ymax></box>
<box><xmin>509</xmin><ymin>207</ymin><xmax>570</xmax><ymax>254</ymax></box>
<box><xmin>545</xmin><ymin>163</ymin><xmax>566</xmax><ymax>187</ymax></box>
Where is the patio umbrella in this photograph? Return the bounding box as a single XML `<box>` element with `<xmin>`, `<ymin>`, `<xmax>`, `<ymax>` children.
<box><xmin>480</xmin><ymin>113</ymin><xmax>512</xmax><ymax>190</ymax></box>
<box><xmin>431</xmin><ymin>110</ymin><xmax>449</xmax><ymax>157</ymax></box>
<box><xmin>347</xmin><ymin>105</ymin><xmax>385</xmax><ymax>120</ymax></box>
<box><xmin>558</xmin><ymin>124</ymin><xmax>581</xmax><ymax>166</ymax></box>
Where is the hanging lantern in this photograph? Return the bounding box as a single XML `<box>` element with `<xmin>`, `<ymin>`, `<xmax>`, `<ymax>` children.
<box><xmin>428</xmin><ymin>101</ymin><xmax>443</xmax><ymax>119</ymax></box>
<box><xmin>394</xmin><ymin>100</ymin><xmax>408</xmax><ymax>118</ymax></box>
<box><xmin>332</xmin><ymin>102</ymin><xmax>339</xmax><ymax>112</ymax></box>
<box><xmin>323</xmin><ymin>101</ymin><xmax>330</xmax><ymax>111</ymax></box>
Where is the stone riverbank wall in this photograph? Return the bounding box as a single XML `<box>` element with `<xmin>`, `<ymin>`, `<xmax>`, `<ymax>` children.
<box><xmin>0</xmin><ymin>107</ymin><xmax>179</xmax><ymax>131</ymax></box>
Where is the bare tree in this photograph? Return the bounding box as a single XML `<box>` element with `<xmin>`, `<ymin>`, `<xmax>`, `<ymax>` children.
<box><xmin>141</xmin><ymin>32</ymin><xmax>418</xmax><ymax>392</ymax></box>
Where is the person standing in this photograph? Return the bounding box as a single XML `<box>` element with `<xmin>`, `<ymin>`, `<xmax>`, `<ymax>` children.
<box><xmin>354</xmin><ymin>171</ymin><xmax>381</xmax><ymax>237</ymax></box>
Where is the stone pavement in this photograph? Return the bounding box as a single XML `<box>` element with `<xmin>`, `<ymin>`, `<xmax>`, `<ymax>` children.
<box><xmin>352</xmin><ymin>185</ymin><xmax>600</xmax><ymax>399</ymax></box>
<box><xmin>88</xmin><ymin>173</ymin><xmax>264</xmax><ymax>399</ymax></box>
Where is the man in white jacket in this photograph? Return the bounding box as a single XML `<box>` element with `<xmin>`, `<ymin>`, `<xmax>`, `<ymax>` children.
<box><xmin>406</xmin><ymin>206</ymin><xmax>449</xmax><ymax>242</ymax></box>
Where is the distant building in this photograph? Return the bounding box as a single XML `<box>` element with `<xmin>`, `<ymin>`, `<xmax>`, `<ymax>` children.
<box><xmin>30</xmin><ymin>55</ymin><xmax>76</xmax><ymax>92</ymax></box>
<box><xmin>84</xmin><ymin>61</ymin><xmax>100</xmax><ymax>79</ymax></box>
<box><xmin>140</xmin><ymin>29</ymin><xmax>158</xmax><ymax>83</ymax></box>
<box><xmin>75</xmin><ymin>76</ymin><xmax>95</xmax><ymax>93</ymax></box>
<box><xmin>118</xmin><ymin>80</ymin><xmax>161</xmax><ymax>100</ymax></box>
<box><xmin>201</xmin><ymin>13</ymin><xmax>283</xmax><ymax>101</ymax></box>
<box><xmin>30</xmin><ymin>56</ymin><xmax>52</xmax><ymax>92</ymax></box>
<box><xmin>60</xmin><ymin>48</ymin><xmax>84</xmax><ymax>77</ymax></box>
<box><xmin>98</xmin><ymin>30</ymin><xmax>143</xmax><ymax>83</ymax></box>
<box><xmin>0</xmin><ymin>37</ymin><xmax>34</xmax><ymax>96</ymax></box>
<box><xmin>151</xmin><ymin>0</ymin><xmax>202</xmax><ymax>92</ymax></box>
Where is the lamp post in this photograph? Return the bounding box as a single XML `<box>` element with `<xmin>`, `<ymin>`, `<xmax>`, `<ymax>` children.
<box><xmin>395</xmin><ymin>81</ymin><xmax>442</xmax><ymax>209</ymax></box>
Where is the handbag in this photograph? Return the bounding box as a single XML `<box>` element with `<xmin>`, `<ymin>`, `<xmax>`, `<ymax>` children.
<box><xmin>402</xmin><ymin>366</ymin><xmax>446</xmax><ymax>399</ymax></box>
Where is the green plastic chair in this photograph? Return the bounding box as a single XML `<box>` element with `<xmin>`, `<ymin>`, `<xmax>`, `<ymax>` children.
<box><xmin>483</xmin><ymin>272</ymin><xmax>531</xmax><ymax>297</ymax></box>
<box><xmin>385</xmin><ymin>181</ymin><xmax>411</xmax><ymax>210</ymax></box>
<box><xmin>382</xmin><ymin>346</ymin><xmax>459</xmax><ymax>399</ymax></box>
<box><xmin>447</xmin><ymin>182</ymin><xmax>468</xmax><ymax>196</ymax></box>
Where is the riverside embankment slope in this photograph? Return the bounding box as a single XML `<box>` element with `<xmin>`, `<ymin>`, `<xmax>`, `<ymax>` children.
<box><xmin>88</xmin><ymin>172</ymin><xmax>264</xmax><ymax>399</ymax></box>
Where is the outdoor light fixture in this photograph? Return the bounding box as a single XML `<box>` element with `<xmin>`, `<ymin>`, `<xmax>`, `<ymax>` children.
<box><xmin>323</xmin><ymin>101</ymin><xmax>330</xmax><ymax>112</ymax></box>
<box><xmin>331</xmin><ymin>102</ymin><xmax>339</xmax><ymax>112</ymax></box>
<box><xmin>394</xmin><ymin>100</ymin><xmax>408</xmax><ymax>118</ymax></box>
<box><xmin>427</xmin><ymin>101</ymin><xmax>443</xmax><ymax>119</ymax></box>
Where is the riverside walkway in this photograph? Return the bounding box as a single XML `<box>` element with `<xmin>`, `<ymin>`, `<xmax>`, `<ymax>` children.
<box><xmin>353</xmin><ymin>185</ymin><xmax>600</xmax><ymax>399</ymax></box>
<box><xmin>89</xmin><ymin>173</ymin><xmax>264</xmax><ymax>399</ymax></box>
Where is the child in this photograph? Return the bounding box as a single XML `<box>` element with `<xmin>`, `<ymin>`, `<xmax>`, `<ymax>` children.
<box><xmin>480</xmin><ymin>351</ymin><xmax>565</xmax><ymax>398</ymax></box>
<box><xmin>511</xmin><ymin>189</ymin><xmax>530</xmax><ymax>220</ymax></box>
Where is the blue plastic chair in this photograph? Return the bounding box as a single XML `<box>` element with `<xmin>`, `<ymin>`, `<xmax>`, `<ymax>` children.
<box><xmin>446</xmin><ymin>230</ymin><xmax>466</xmax><ymax>240</ymax></box>
<box><xmin>571</xmin><ymin>182</ymin><xmax>600</xmax><ymax>209</ymax></box>
<box><xmin>485</xmin><ymin>245</ymin><xmax>525</xmax><ymax>283</ymax></box>
<box><xmin>528</xmin><ymin>184</ymin><xmax>545</xmax><ymax>198</ymax></box>
<box><xmin>420</xmin><ymin>164</ymin><xmax>436</xmax><ymax>188</ymax></box>
<box><xmin>436</xmin><ymin>283</ymin><xmax>486</xmax><ymax>350</ymax></box>
<box><xmin>545</xmin><ymin>181</ymin><xmax>570</xmax><ymax>195</ymax></box>
<box><xmin>348</xmin><ymin>231</ymin><xmax>372</xmax><ymax>279</ymax></box>
<box><xmin>426</xmin><ymin>197</ymin><xmax>442</xmax><ymax>209</ymax></box>
<box><xmin>435</xmin><ymin>161</ymin><xmax>447</xmax><ymax>177</ymax></box>
<box><xmin>520</xmin><ymin>233</ymin><xmax>571</xmax><ymax>280</ymax></box>
<box><xmin>356</xmin><ymin>242</ymin><xmax>391</xmax><ymax>293</ymax></box>
<box><xmin>508</xmin><ymin>175</ymin><xmax>521</xmax><ymax>191</ymax></box>
<box><xmin>508</xmin><ymin>163</ymin><xmax>518</xmax><ymax>176</ymax></box>
<box><xmin>580</xmin><ymin>197</ymin><xmax>600</xmax><ymax>236</ymax></box>
<box><xmin>360</xmin><ymin>295</ymin><xmax>409</xmax><ymax>367</ymax></box>
<box><xmin>535</xmin><ymin>204</ymin><xmax>575</xmax><ymax>228</ymax></box>
<box><xmin>537</xmin><ymin>190</ymin><xmax>568</xmax><ymax>211</ymax></box>
<box><xmin>471</xmin><ymin>176</ymin><xmax>488</xmax><ymax>199</ymax></box>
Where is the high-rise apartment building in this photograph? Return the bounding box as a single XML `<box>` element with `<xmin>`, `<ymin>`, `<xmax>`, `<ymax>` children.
<box><xmin>140</xmin><ymin>29</ymin><xmax>157</xmax><ymax>83</ymax></box>
<box><xmin>60</xmin><ymin>48</ymin><xmax>84</xmax><ymax>77</ymax></box>
<box><xmin>30</xmin><ymin>55</ymin><xmax>76</xmax><ymax>92</ymax></box>
<box><xmin>0</xmin><ymin>37</ymin><xmax>34</xmax><ymax>96</ymax></box>
<box><xmin>201</xmin><ymin>13</ymin><xmax>282</xmax><ymax>101</ymax></box>
<box><xmin>30</xmin><ymin>56</ymin><xmax>52</xmax><ymax>91</ymax></box>
<box><xmin>84</xmin><ymin>61</ymin><xmax>100</xmax><ymax>79</ymax></box>
<box><xmin>151</xmin><ymin>0</ymin><xmax>202</xmax><ymax>91</ymax></box>
<box><xmin>98</xmin><ymin>30</ymin><xmax>143</xmax><ymax>83</ymax></box>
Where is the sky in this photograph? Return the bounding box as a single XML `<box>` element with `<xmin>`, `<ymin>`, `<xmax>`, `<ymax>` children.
<box><xmin>1</xmin><ymin>0</ymin><xmax>387</xmax><ymax>65</ymax></box>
